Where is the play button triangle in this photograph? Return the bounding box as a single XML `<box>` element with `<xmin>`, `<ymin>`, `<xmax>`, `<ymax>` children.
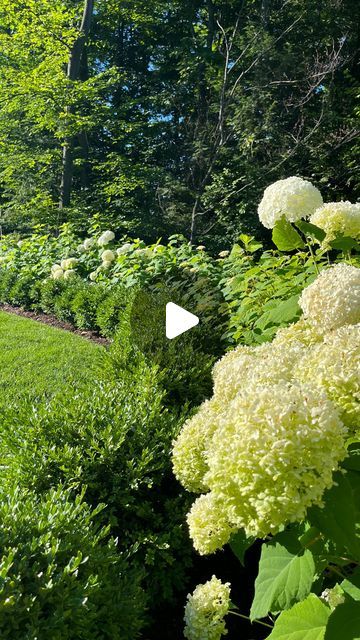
<box><xmin>166</xmin><ymin>302</ymin><xmax>199</xmax><ymax>339</ymax></box>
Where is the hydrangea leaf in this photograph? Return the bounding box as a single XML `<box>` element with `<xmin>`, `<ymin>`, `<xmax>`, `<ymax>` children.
<box><xmin>229</xmin><ymin>529</ymin><xmax>255</xmax><ymax>566</ymax></box>
<box><xmin>296</xmin><ymin>220</ymin><xmax>326</xmax><ymax>242</ymax></box>
<box><xmin>342</xmin><ymin>444</ymin><xmax>360</xmax><ymax>473</ymax></box>
<box><xmin>324</xmin><ymin>601</ymin><xmax>360</xmax><ymax>639</ymax></box>
<box><xmin>272</xmin><ymin>218</ymin><xmax>305</xmax><ymax>251</ymax></box>
<box><xmin>250</xmin><ymin>533</ymin><xmax>315</xmax><ymax>620</ymax></box>
<box><xmin>329</xmin><ymin>236</ymin><xmax>360</xmax><ymax>252</ymax></box>
<box><xmin>267</xmin><ymin>594</ymin><xmax>330</xmax><ymax>640</ymax></box>
<box><xmin>341</xmin><ymin>568</ymin><xmax>360</xmax><ymax>601</ymax></box>
<box><xmin>308</xmin><ymin>471</ymin><xmax>360</xmax><ymax>561</ymax></box>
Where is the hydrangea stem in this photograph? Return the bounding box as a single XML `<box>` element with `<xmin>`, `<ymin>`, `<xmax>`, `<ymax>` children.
<box><xmin>229</xmin><ymin>610</ymin><xmax>273</xmax><ymax>629</ymax></box>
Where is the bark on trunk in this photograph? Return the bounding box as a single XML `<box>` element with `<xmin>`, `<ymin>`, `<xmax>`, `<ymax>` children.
<box><xmin>59</xmin><ymin>0</ymin><xmax>94</xmax><ymax>210</ymax></box>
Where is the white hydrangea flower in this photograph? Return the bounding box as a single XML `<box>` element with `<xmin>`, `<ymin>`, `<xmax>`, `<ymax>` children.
<box><xmin>295</xmin><ymin>323</ymin><xmax>360</xmax><ymax>435</ymax></box>
<box><xmin>187</xmin><ymin>493</ymin><xmax>235</xmax><ymax>555</ymax></box>
<box><xmin>310</xmin><ymin>201</ymin><xmax>360</xmax><ymax>247</ymax></box>
<box><xmin>97</xmin><ymin>230</ymin><xmax>115</xmax><ymax>246</ymax></box>
<box><xmin>101</xmin><ymin>260</ymin><xmax>112</xmax><ymax>270</ymax></box>
<box><xmin>212</xmin><ymin>339</ymin><xmax>305</xmax><ymax>404</ymax></box>
<box><xmin>51</xmin><ymin>263</ymin><xmax>62</xmax><ymax>273</ymax></box>
<box><xmin>52</xmin><ymin>268</ymin><xmax>64</xmax><ymax>280</ymax></box>
<box><xmin>203</xmin><ymin>383</ymin><xmax>346</xmax><ymax>539</ymax></box>
<box><xmin>84</xmin><ymin>238</ymin><xmax>95</xmax><ymax>250</ymax></box>
<box><xmin>184</xmin><ymin>576</ymin><xmax>231</xmax><ymax>640</ymax></box>
<box><xmin>172</xmin><ymin>398</ymin><xmax>221</xmax><ymax>493</ymax></box>
<box><xmin>101</xmin><ymin>249</ymin><xmax>115</xmax><ymax>263</ymax></box>
<box><xmin>299</xmin><ymin>263</ymin><xmax>360</xmax><ymax>332</ymax></box>
<box><xmin>64</xmin><ymin>269</ymin><xmax>76</xmax><ymax>280</ymax></box>
<box><xmin>258</xmin><ymin>176</ymin><xmax>323</xmax><ymax>229</ymax></box>
<box><xmin>89</xmin><ymin>271</ymin><xmax>97</xmax><ymax>281</ymax></box>
<box><xmin>116</xmin><ymin>243</ymin><xmax>133</xmax><ymax>255</ymax></box>
<box><xmin>218</xmin><ymin>250</ymin><xmax>229</xmax><ymax>258</ymax></box>
<box><xmin>60</xmin><ymin>258</ymin><xmax>78</xmax><ymax>270</ymax></box>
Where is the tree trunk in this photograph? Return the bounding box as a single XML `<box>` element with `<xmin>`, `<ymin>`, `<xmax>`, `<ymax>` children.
<box><xmin>59</xmin><ymin>0</ymin><xmax>94</xmax><ymax>210</ymax></box>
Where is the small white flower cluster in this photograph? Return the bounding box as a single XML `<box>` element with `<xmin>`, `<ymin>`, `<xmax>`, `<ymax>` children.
<box><xmin>97</xmin><ymin>230</ymin><xmax>115</xmax><ymax>246</ymax></box>
<box><xmin>258</xmin><ymin>176</ymin><xmax>323</xmax><ymax>229</ymax></box>
<box><xmin>172</xmin><ymin>264</ymin><xmax>360</xmax><ymax>549</ymax></box>
<box><xmin>51</xmin><ymin>257</ymin><xmax>78</xmax><ymax>280</ymax></box>
<box><xmin>184</xmin><ymin>576</ymin><xmax>231</xmax><ymax>640</ymax></box>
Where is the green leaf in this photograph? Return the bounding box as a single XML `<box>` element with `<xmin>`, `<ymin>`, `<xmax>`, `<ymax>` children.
<box><xmin>330</xmin><ymin>236</ymin><xmax>360</xmax><ymax>251</ymax></box>
<box><xmin>267</xmin><ymin>594</ymin><xmax>330</xmax><ymax>640</ymax></box>
<box><xmin>342</xmin><ymin>568</ymin><xmax>360</xmax><ymax>601</ymax></box>
<box><xmin>342</xmin><ymin>444</ymin><xmax>360</xmax><ymax>472</ymax></box>
<box><xmin>272</xmin><ymin>218</ymin><xmax>305</xmax><ymax>251</ymax></box>
<box><xmin>250</xmin><ymin>533</ymin><xmax>315</xmax><ymax>620</ymax></box>
<box><xmin>229</xmin><ymin>529</ymin><xmax>255</xmax><ymax>565</ymax></box>
<box><xmin>325</xmin><ymin>601</ymin><xmax>360</xmax><ymax>639</ymax></box>
<box><xmin>264</xmin><ymin>294</ymin><xmax>301</xmax><ymax>325</ymax></box>
<box><xmin>308</xmin><ymin>471</ymin><xmax>360</xmax><ymax>561</ymax></box>
<box><xmin>296</xmin><ymin>220</ymin><xmax>326</xmax><ymax>243</ymax></box>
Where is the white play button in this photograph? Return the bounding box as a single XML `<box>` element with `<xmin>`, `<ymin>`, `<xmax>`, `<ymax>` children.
<box><xmin>166</xmin><ymin>302</ymin><xmax>199</xmax><ymax>339</ymax></box>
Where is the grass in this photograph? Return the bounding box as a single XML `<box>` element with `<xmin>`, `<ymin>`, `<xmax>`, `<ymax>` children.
<box><xmin>0</xmin><ymin>311</ymin><xmax>103</xmax><ymax>405</ymax></box>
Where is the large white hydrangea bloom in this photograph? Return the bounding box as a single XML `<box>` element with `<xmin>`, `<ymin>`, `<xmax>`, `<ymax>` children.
<box><xmin>204</xmin><ymin>383</ymin><xmax>346</xmax><ymax>539</ymax></box>
<box><xmin>184</xmin><ymin>576</ymin><xmax>231</xmax><ymax>640</ymax></box>
<box><xmin>299</xmin><ymin>263</ymin><xmax>360</xmax><ymax>332</ymax></box>
<box><xmin>258</xmin><ymin>176</ymin><xmax>323</xmax><ymax>229</ymax></box>
<box><xmin>310</xmin><ymin>201</ymin><xmax>360</xmax><ymax>247</ymax></box>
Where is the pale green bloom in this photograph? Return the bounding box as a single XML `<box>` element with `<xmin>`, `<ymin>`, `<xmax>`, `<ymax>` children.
<box><xmin>320</xmin><ymin>586</ymin><xmax>345</xmax><ymax>610</ymax></box>
<box><xmin>116</xmin><ymin>243</ymin><xmax>133</xmax><ymax>255</ymax></box>
<box><xmin>97</xmin><ymin>230</ymin><xmax>115</xmax><ymax>246</ymax></box>
<box><xmin>299</xmin><ymin>263</ymin><xmax>360</xmax><ymax>332</ymax></box>
<box><xmin>187</xmin><ymin>493</ymin><xmax>235</xmax><ymax>555</ymax></box>
<box><xmin>296</xmin><ymin>323</ymin><xmax>360</xmax><ymax>435</ymax></box>
<box><xmin>218</xmin><ymin>250</ymin><xmax>229</xmax><ymax>258</ymax></box>
<box><xmin>258</xmin><ymin>176</ymin><xmax>323</xmax><ymax>229</ymax></box>
<box><xmin>84</xmin><ymin>237</ymin><xmax>95</xmax><ymax>250</ymax></box>
<box><xmin>204</xmin><ymin>383</ymin><xmax>346</xmax><ymax>539</ymax></box>
<box><xmin>89</xmin><ymin>271</ymin><xmax>97</xmax><ymax>281</ymax></box>
<box><xmin>184</xmin><ymin>576</ymin><xmax>231</xmax><ymax>640</ymax></box>
<box><xmin>172</xmin><ymin>399</ymin><xmax>221</xmax><ymax>493</ymax></box>
<box><xmin>52</xmin><ymin>268</ymin><xmax>64</xmax><ymax>280</ymax></box>
<box><xmin>310</xmin><ymin>201</ymin><xmax>360</xmax><ymax>247</ymax></box>
<box><xmin>61</xmin><ymin>257</ymin><xmax>78</xmax><ymax>270</ymax></box>
<box><xmin>64</xmin><ymin>269</ymin><xmax>76</xmax><ymax>280</ymax></box>
<box><xmin>101</xmin><ymin>249</ymin><xmax>115</xmax><ymax>263</ymax></box>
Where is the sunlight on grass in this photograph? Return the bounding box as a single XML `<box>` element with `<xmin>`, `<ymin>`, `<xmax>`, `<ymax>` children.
<box><xmin>0</xmin><ymin>311</ymin><xmax>103</xmax><ymax>404</ymax></box>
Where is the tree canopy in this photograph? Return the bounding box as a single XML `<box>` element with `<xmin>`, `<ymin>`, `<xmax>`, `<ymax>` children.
<box><xmin>0</xmin><ymin>0</ymin><xmax>359</xmax><ymax>247</ymax></box>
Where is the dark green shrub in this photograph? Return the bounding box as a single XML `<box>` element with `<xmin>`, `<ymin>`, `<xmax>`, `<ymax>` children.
<box><xmin>96</xmin><ymin>285</ymin><xmax>129</xmax><ymax>337</ymax></box>
<box><xmin>39</xmin><ymin>277</ymin><xmax>67</xmax><ymax>314</ymax></box>
<box><xmin>7</xmin><ymin>273</ymin><xmax>35</xmax><ymax>308</ymax></box>
<box><xmin>0</xmin><ymin>269</ymin><xmax>18</xmax><ymax>303</ymax></box>
<box><xmin>0</xmin><ymin>348</ymin><xmax>192</xmax><ymax>607</ymax></box>
<box><xmin>0</xmin><ymin>485</ymin><xmax>145</xmax><ymax>640</ymax></box>
<box><xmin>70</xmin><ymin>282</ymin><xmax>109</xmax><ymax>330</ymax></box>
<box><xmin>52</xmin><ymin>278</ymin><xmax>82</xmax><ymax>323</ymax></box>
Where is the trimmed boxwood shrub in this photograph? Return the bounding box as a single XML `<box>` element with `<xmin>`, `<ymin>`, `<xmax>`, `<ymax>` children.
<box><xmin>0</xmin><ymin>484</ymin><xmax>145</xmax><ymax>639</ymax></box>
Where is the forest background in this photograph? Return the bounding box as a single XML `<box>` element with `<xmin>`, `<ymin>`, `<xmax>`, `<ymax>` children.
<box><xmin>0</xmin><ymin>0</ymin><xmax>359</xmax><ymax>250</ymax></box>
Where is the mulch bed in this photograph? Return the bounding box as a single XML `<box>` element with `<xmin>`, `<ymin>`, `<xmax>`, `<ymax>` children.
<box><xmin>0</xmin><ymin>304</ymin><xmax>110</xmax><ymax>346</ymax></box>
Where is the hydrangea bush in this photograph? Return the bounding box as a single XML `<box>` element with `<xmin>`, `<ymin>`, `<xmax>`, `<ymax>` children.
<box><xmin>175</xmin><ymin>178</ymin><xmax>360</xmax><ymax>640</ymax></box>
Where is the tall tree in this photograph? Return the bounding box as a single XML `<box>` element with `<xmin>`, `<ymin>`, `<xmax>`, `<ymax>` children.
<box><xmin>60</xmin><ymin>0</ymin><xmax>94</xmax><ymax>210</ymax></box>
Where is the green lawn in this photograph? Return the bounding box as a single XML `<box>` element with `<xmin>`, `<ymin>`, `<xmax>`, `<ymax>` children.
<box><xmin>0</xmin><ymin>311</ymin><xmax>103</xmax><ymax>404</ymax></box>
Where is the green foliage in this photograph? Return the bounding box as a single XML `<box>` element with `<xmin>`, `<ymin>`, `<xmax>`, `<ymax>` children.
<box><xmin>250</xmin><ymin>532</ymin><xmax>315</xmax><ymax>621</ymax></box>
<box><xmin>267</xmin><ymin>594</ymin><xmax>330</xmax><ymax>640</ymax></box>
<box><xmin>0</xmin><ymin>484</ymin><xmax>144</xmax><ymax>640</ymax></box>
<box><xmin>0</xmin><ymin>339</ymin><xmax>192</xmax><ymax>606</ymax></box>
